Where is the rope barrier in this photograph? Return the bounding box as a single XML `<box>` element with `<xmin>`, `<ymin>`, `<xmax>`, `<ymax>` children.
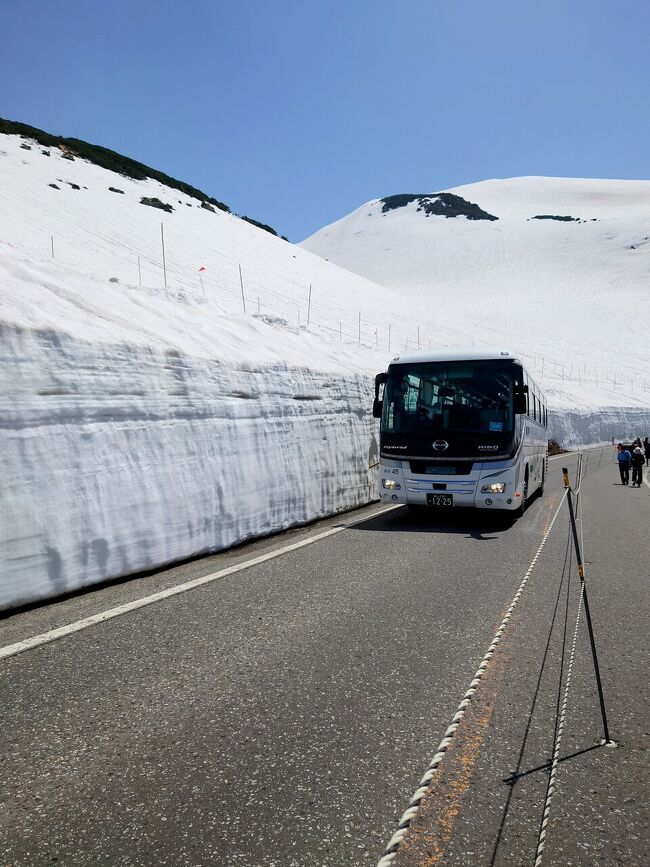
<box><xmin>375</xmin><ymin>489</ymin><xmax>568</xmax><ymax>867</ymax></box>
<box><xmin>535</xmin><ymin>458</ymin><xmax>614</xmax><ymax>863</ymax></box>
<box><xmin>534</xmin><ymin>583</ymin><xmax>584</xmax><ymax>865</ymax></box>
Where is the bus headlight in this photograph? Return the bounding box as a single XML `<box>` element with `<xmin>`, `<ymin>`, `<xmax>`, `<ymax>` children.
<box><xmin>481</xmin><ymin>482</ymin><xmax>506</xmax><ymax>494</ymax></box>
<box><xmin>382</xmin><ymin>478</ymin><xmax>401</xmax><ymax>490</ymax></box>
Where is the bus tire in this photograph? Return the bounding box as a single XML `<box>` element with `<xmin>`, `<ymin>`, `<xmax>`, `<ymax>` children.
<box><xmin>539</xmin><ymin>460</ymin><xmax>546</xmax><ymax>497</ymax></box>
<box><xmin>516</xmin><ymin>471</ymin><xmax>528</xmax><ymax>516</ymax></box>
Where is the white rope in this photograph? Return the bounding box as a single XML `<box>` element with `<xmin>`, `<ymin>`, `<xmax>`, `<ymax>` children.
<box><xmin>534</xmin><ymin>585</ymin><xmax>584</xmax><ymax>866</ymax></box>
<box><xmin>376</xmin><ymin>489</ymin><xmax>568</xmax><ymax>867</ymax></box>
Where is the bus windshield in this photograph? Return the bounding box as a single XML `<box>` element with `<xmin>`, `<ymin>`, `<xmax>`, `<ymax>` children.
<box><xmin>382</xmin><ymin>360</ymin><xmax>516</xmax><ymax>436</ymax></box>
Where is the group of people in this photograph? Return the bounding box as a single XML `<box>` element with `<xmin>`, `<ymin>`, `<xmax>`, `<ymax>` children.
<box><xmin>616</xmin><ymin>436</ymin><xmax>649</xmax><ymax>487</ymax></box>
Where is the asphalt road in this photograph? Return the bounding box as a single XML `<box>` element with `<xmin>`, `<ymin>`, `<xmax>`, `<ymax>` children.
<box><xmin>1</xmin><ymin>448</ymin><xmax>648</xmax><ymax>866</ymax></box>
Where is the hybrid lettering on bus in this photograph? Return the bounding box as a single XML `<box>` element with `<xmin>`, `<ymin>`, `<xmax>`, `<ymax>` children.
<box><xmin>373</xmin><ymin>349</ymin><xmax>548</xmax><ymax>513</ymax></box>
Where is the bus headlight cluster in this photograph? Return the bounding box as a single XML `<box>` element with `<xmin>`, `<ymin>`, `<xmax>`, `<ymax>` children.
<box><xmin>382</xmin><ymin>478</ymin><xmax>401</xmax><ymax>490</ymax></box>
<box><xmin>481</xmin><ymin>482</ymin><xmax>506</xmax><ymax>494</ymax></box>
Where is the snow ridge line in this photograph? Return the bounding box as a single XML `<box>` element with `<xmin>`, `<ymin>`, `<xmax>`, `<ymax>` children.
<box><xmin>376</xmin><ymin>489</ymin><xmax>568</xmax><ymax>867</ymax></box>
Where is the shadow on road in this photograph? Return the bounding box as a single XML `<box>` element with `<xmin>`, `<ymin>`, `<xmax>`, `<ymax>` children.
<box><xmin>345</xmin><ymin>504</ymin><xmax>526</xmax><ymax>541</ymax></box>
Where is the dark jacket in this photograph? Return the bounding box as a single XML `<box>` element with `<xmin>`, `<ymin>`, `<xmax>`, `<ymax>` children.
<box><xmin>631</xmin><ymin>450</ymin><xmax>645</xmax><ymax>468</ymax></box>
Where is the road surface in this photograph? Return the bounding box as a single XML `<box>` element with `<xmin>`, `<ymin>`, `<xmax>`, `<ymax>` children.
<box><xmin>1</xmin><ymin>448</ymin><xmax>648</xmax><ymax>866</ymax></box>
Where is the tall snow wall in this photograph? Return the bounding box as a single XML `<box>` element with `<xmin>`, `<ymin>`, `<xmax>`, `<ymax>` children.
<box><xmin>0</xmin><ymin>325</ymin><xmax>378</xmax><ymax>611</ymax></box>
<box><xmin>549</xmin><ymin>408</ymin><xmax>650</xmax><ymax>448</ymax></box>
<box><xmin>2</xmin><ymin>324</ymin><xmax>648</xmax><ymax>611</ymax></box>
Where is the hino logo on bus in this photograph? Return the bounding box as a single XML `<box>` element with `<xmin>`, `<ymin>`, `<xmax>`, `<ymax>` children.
<box><xmin>432</xmin><ymin>440</ymin><xmax>449</xmax><ymax>452</ymax></box>
<box><xmin>478</xmin><ymin>444</ymin><xmax>500</xmax><ymax>451</ymax></box>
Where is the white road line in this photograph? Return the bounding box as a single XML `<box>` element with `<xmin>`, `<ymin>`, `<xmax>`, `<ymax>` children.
<box><xmin>0</xmin><ymin>506</ymin><xmax>400</xmax><ymax>662</ymax></box>
<box><xmin>0</xmin><ymin>448</ymin><xmax>607</xmax><ymax>663</ymax></box>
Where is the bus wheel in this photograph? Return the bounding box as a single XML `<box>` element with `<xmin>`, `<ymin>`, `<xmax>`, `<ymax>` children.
<box><xmin>517</xmin><ymin>472</ymin><xmax>528</xmax><ymax>516</ymax></box>
<box><xmin>539</xmin><ymin>461</ymin><xmax>546</xmax><ymax>497</ymax></box>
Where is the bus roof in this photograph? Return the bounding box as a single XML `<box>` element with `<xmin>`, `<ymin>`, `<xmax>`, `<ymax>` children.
<box><xmin>387</xmin><ymin>348</ymin><xmax>523</xmax><ymax>365</ymax></box>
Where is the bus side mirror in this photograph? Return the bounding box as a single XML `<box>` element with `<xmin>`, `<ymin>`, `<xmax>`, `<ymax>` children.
<box><xmin>514</xmin><ymin>384</ymin><xmax>528</xmax><ymax>414</ymax></box>
<box><xmin>373</xmin><ymin>372</ymin><xmax>387</xmax><ymax>418</ymax></box>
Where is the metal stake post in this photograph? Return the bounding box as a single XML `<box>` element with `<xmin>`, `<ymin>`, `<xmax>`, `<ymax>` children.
<box><xmin>562</xmin><ymin>467</ymin><xmax>612</xmax><ymax>744</ymax></box>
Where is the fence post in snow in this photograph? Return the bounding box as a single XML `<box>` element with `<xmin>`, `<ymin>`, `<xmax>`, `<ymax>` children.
<box><xmin>160</xmin><ymin>222</ymin><xmax>167</xmax><ymax>288</ymax></box>
<box><xmin>307</xmin><ymin>284</ymin><xmax>312</xmax><ymax>327</ymax></box>
<box><xmin>339</xmin><ymin>321</ymin><xmax>342</xmax><ymax>342</ymax></box>
<box><xmin>417</xmin><ymin>326</ymin><xmax>420</xmax><ymax>349</ymax></box>
<box><xmin>137</xmin><ymin>257</ymin><xmax>142</xmax><ymax>287</ymax></box>
<box><xmin>257</xmin><ymin>296</ymin><xmax>260</xmax><ymax>315</ymax></box>
<box><xmin>50</xmin><ymin>235</ymin><xmax>55</xmax><ymax>259</ymax></box>
<box><xmin>238</xmin><ymin>264</ymin><xmax>246</xmax><ymax>314</ymax></box>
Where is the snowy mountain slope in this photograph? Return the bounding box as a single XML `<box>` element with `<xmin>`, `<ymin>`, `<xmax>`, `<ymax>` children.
<box><xmin>1</xmin><ymin>130</ymin><xmax>405</xmax><ymax>609</ymax></box>
<box><xmin>1</xmin><ymin>130</ymin><xmax>648</xmax><ymax>610</ymax></box>
<box><xmin>301</xmin><ymin>177</ymin><xmax>650</xmax><ymax>412</ymax></box>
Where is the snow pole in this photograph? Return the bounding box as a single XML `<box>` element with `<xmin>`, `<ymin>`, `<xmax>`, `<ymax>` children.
<box><xmin>50</xmin><ymin>235</ymin><xmax>55</xmax><ymax>259</ymax></box>
<box><xmin>307</xmin><ymin>284</ymin><xmax>312</xmax><ymax>327</ymax></box>
<box><xmin>160</xmin><ymin>222</ymin><xmax>167</xmax><ymax>288</ymax></box>
<box><xmin>137</xmin><ymin>256</ymin><xmax>142</xmax><ymax>287</ymax></box>
<box><xmin>238</xmin><ymin>264</ymin><xmax>246</xmax><ymax>313</ymax></box>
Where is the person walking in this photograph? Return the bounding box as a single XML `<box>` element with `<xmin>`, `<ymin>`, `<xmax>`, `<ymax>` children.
<box><xmin>631</xmin><ymin>446</ymin><xmax>645</xmax><ymax>487</ymax></box>
<box><xmin>644</xmin><ymin>436</ymin><xmax>650</xmax><ymax>467</ymax></box>
<box><xmin>616</xmin><ymin>443</ymin><xmax>632</xmax><ymax>485</ymax></box>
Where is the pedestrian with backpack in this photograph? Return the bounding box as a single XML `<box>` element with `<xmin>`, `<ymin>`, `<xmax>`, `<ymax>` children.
<box><xmin>616</xmin><ymin>443</ymin><xmax>632</xmax><ymax>485</ymax></box>
<box><xmin>631</xmin><ymin>447</ymin><xmax>645</xmax><ymax>487</ymax></box>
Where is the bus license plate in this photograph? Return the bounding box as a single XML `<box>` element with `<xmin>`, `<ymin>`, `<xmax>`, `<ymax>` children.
<box><xmin>427</xmin><ymin>493</ymin><xmax>453</xmax><ymax>507</ymax></box>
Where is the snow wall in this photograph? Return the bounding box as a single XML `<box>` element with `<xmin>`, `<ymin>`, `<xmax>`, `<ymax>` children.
<box><xmin>2</xmin><ymin>323</ymin><xmax>649</xmax><ymax>611</ymax></box>
<box><xmin>1</xmin><ymin>325</ymin><xmax>378</xmax><ymax>611</ymax></box>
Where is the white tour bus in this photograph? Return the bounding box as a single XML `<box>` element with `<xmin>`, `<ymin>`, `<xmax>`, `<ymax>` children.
<box><xmin>373</xmin><ymin>349</ymin><xmax>548</xmax><ymax>513</ymax></box>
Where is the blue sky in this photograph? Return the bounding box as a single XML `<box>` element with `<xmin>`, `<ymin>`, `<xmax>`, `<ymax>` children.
<box><xmin>2</xmin><ymin>0</ymin><xmax>648</xmax><ymax>240</ymax></box>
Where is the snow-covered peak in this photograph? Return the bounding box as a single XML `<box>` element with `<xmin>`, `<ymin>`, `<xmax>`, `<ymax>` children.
<box><xmin>300</xmin><ymin>176</ymin><xmax>650</xmax><ymax>410</ymax></box>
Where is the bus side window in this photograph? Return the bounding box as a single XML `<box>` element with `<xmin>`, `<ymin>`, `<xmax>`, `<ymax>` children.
<box><xmin>524</xmin><ymin>373</ymin><xmax>530</xmax><ymax>417</ymax></box>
